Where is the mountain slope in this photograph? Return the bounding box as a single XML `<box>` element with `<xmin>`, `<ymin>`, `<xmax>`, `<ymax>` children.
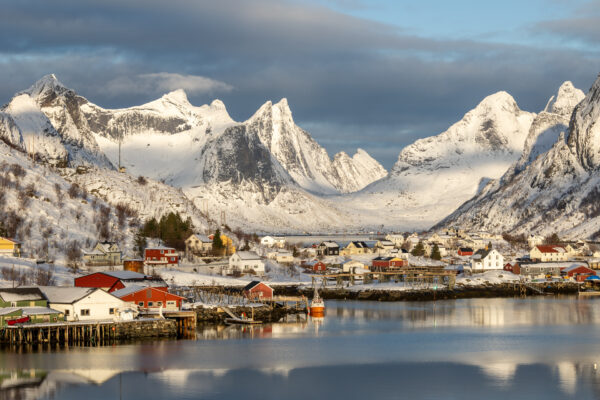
<box><xmin>437</xmin><ymin>78</ymin><xmax>600</xmax><ymax>238</ymax></box>
<box><xmin>334</xmin><ymin>91</ymin><xmax>536</xmax><ymax>230</ymax></box>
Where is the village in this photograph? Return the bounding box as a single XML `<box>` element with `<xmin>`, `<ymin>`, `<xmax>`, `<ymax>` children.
<box><xmin>1</xmin><ymin>227</ymin><xmax>599</xmax><ymax>345</ymax></box>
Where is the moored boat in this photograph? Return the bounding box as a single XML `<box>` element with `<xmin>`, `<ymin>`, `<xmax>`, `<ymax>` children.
<box><xmin>310</xmin><ymin>288</ymin><xmax>325</xmax><ymax>317</ymax></box>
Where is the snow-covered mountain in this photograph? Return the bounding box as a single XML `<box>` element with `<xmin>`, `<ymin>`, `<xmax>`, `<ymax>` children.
<box><xmin>437</xmin><ymin>78</ymin><xmax>599</xmax><ymax>238</ymax></box>
<box><xmin>335</xmin><ymin>91</ymin><xmax>536</xmax><ymax>230</ymax></box>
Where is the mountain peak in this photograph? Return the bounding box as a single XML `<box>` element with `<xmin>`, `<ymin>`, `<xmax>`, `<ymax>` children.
<box><xmin>545</xmin><ymin>81</ymin><xmax>585</xmax><ymax>116</ymax></box>
<box><xmin>23</xmin><ymin>74</ymin><xmax>69</xmax><ymax>99</ymax></box>
<box><xmin>476</xmin><ymin>91</ymin><xmax>519</xmax><ymax>111</ymax></box>
<box><xmin>210</xmin><ymin>99</ymin><xmax>226</xmax><ymax>109</ymax></box>
<box><xmin>162</xmin><ymin>88</ymin><xmax>189</xmax><ymax>104</ymax></box>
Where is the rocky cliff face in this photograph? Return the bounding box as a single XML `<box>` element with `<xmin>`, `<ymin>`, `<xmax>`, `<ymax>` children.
<box><xmin>437</xmin><ymin>78</ymin><xmax>600</xmax><ymax>238</ymax></box>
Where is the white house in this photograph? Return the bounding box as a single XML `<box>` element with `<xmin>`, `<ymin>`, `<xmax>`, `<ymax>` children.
<box><xmin>185</xmin><ymin>233</ymin><xmax>212</xmax><ymax>255</ymax></box>
<box><xmin>385</xmin><ymin>234</ymin><xmax>404</xmax><ymax>247</ymax></box>
<box><xmin>470</xmin><ymin>249</ymin><xmax>504</xmax><ymax>271</ymax></box>
<box><xmin>530</xmin><ymin>245</ymin><xmax>568</xmax><ymax>262</ymax></box>
<box><xmin>38</xmin><ymin>287</ymin><xmax>137</xmax><ymax>322</ymax></box>
<box><xmin>341</xmin><ymin>260</ymin><xmax>367</xmax><ymax>274</ymax></box>
<box><xmin>260</xmin><ymin>236</ymin><xmax>286</xmax><ymax>248</ymax></box>
<box><xmin>527</xmin><ymin>235</ymin><xmax>544</xmax><ymax>249</ymax></box>
<box><xmin>275</xmin><ymin>251</ymin><xmax>294</xmax><ymax>263</ymax></box>
<box><xmin>226</xmin><ymin>251</ymin><xmax>265</xmax><ymax>276</ymax></box>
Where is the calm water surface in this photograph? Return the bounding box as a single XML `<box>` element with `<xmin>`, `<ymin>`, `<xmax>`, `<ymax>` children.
<box><xmin>4</xmin><ymin>296</ymin><xmax>600</xmax><ymax>399</ymax></box>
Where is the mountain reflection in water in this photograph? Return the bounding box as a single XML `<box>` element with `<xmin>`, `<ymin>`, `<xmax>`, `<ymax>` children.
<box><xmin>3</xmin><ymin>297</ymin><xmax>600</xmax><ymax>399</ymax></box>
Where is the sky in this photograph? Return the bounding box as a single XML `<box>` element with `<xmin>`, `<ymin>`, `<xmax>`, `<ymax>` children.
<box><xmin>1</xmin><ymin>0</ymin><xmax>600</xmax><ymax>169</ymax></box>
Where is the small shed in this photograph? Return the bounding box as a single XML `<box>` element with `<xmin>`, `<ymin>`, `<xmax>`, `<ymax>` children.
<box><xmin>242</xmin><ymin>281</ymin><xmax>273</xmax><ymax>300</ymax></box>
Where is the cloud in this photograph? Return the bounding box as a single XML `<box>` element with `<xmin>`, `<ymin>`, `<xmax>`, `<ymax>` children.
<box><xmin>0</xmin><ymin>0</ymin><xmax>599</xmax><ymax>169</ymax></box>
<box><xmin>101</xmin><ymin>73</ymin><xmax>233</xmax><ymax>97</ymax></box>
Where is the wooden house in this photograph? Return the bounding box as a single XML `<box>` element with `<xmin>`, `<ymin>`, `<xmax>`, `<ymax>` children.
<box><xmin>0</xmin><ymin>237</ymin><xmax>21</xmax><ymax>257</ymax></box>
<box><xmin>458</xmin><ymin>247</ymin><xmax>474</xmax><ymax>256</ymax></box>
<box><xmin>317</xmin><ymin>241</ymin><xmax>340</xmax><ymax>256</ymax></box>
<box><xmin>111</xmin><ymin>286</ymin><xmax>185</xmax><ymax>310</ymax></box>
<box><xmin>260</xmin><ymin>236</ymin><xmax>286</xmax><ymax>248</ymax></box>
<box><xmin>530</xmin><ymin>245</ymin><xmax>568</xmax><ymax>262</ymax></box>
<box><xmin>185</xmin><ymin>234</ymin><xmax>213</xmax><ymax>256</ymax></box>
<box><xmin>340</xmin><ymin>241</ymin><xmax>370</xmax><ymax>256</ymax></box>
<box><xmin>242</xmin><ymin>281</ymin><xmax>274</xmax><ymax>300</ymax></box>
<box><xmin>371</xmin><ymin>256</ymin><xmax>405</xmax><ymax>271</ymax></box>
<box><xmin>561</xmin><ymin>265</ymin><xmax>596</xmax><ymax>282</ymax></box>
<box><xmin>305</xmin><ymin>260</ymin><xmax>327</xmax><ymax>273</ymax></box>
<box><xmin>144</xmin><ymin>246</ymin><xmax>179</xmax><ymax>267</ymax></box>
<box><xmin>470</xmin><ymin>249</ymin><xmax>503</xmax><ymax>271</ymax></box>
<box><xmin>226</xmin><ymin>251</ymin><xmax>265</xmax><ymax>276</ymax></box>
<box><xmin>0</xmin><ymin>287</ymin><xmax>64</xmax><ymax>326</ymax></box>
<box><xmin>82</xmin><ymin>242</ymin><xmax>121</xmax><ymax>266</ymax></box>
<box><xmin>74</xmin><ymin>271</ymin><xmax>168</xmax><ymax>293</ymax></box>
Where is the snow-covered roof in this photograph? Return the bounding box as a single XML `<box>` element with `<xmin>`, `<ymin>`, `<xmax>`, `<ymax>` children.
<box><xmin>189</xmin><ymin>234</ymin><xmax>211</xmax><ymax>243</ymax></box>
<box><xmin>535</xmin><ymin>245</ymin><xmax>567</xmax><ymax>254</ymax></box>
<box><xmin>234</xmin><ymin>251</ymin><xmax>262</xmax><ymax>260</ymax></box>
<box><xmin>0</xmin><ymin>287</ymin><xmax>45</xmax><ymax>302</ymax></box>
<box><xmin>0</xmin><ymin>306</ymin><xmax>62</xmax><ymax>316</ymax></box>
<box><xmin>563</xmin><ymin>264</ymin><xmax>593</xmax><ymax>273</ymax></box>
<box><xmin>100</xmin><ymin>271</ymin><xmax>147</xmax><ymax>280</ymax></box>
<box><xmin>520</xmin><ymin>262</ymin><xmax>582</xmax><ymax>269</ymax></box>
<box><xmin>320</xmin><ymin>241</ymin><xmax>339</xmax><ymax>248</ymax></box>
<box><xmin>111</xmin><ymin>285</ymin><xmax>148</xmax><ymax>298</ymax></box>
<box><xmin>37</xmin><ymin>286</ymin><xmax>96</xmax><ymax>304</ymax></box>
<box><xmin>146</xmin><ymin>246</ymin><xmax>176</xmax><ymax>250</ymax></box>
<box><xmin>83</xmin><ymin>249</ymin><xmax>105</xmax><ymax>256</ymax></box>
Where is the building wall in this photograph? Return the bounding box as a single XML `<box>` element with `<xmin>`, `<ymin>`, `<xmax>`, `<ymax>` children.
<box><xmin>75</xmin><ymin>273</ymin><xmax>119</xmax><ymax>290</ymax></box>
<box><xmin>244</xmin><ymin>284</ymin><xmax>273</xmax><ymax>300</ymax></box>
<box><xmin>120</xmin><ymin>288</ymin><xmax>182</xmax><ymax>310</ymax></box>
<box><xmin>50</xmin><ymin>291</ymin><xmax>128</xmax><ymax>322</ymax></box>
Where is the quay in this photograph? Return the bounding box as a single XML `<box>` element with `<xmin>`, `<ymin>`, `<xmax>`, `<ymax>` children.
<box><xmin>0</xmin><ymin>318</ymin><xmax>180</xmax><ymax>346</ymax></box>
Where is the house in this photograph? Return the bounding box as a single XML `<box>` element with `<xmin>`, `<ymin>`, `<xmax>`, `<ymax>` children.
<box><xmin>123</xmin><ymin>258</ymin><xmax>145</xmax><ymax>274</ymax></box>
<box><xmin>374</xmin><ymin>240</ymin><xmax>395</xmax><ymax>253</ymax></box>
<box><xmin>470</xmin><ymin>249</ymin><xmax>504</xmax><ymax>271</ymax></box>
<box><xmin>260</xmin><ymin>236</ymin><xmax>286</xmax><ymax>248</ymax></box>
<box><xmin>144</xmin><ymin>246</ymin><xmax>179</xmax><ymax>267</ymax></box>
<box><xmin>341</xmin><ymin>260</ymin><xmax>367</xmax><ymax>274</ymax></box>
<box><xmin>82</xmin><ymin>242</ymin><xmax>121</xmax><ymax>266</ymax></box>
<box><xmin>0</xmin><ymin>287</ymin><xmax>47</xmax><ymax>308</ymax></box>
<box><xmin>561</xmin><ymin>265</ymin><xmax>596</xmax><ymax>282</ymax></box>
<box><xmin>38</xmin><ymin>286</ymin><xmax>135</xmax><ymax>322</ymax></box>
<box><xmin>530</xmin><ymin>245</ymin><xmax>568</xmax><ymax>262</ymax></box>
<box><xmin>208</xmin><ymin>233</ymin><xmax>236</xmax><ymax>255</ymax></box>
<box><xmin>504</xmin><ymin>262</ymin><xmax>516</xmax><ymax>273</ymax></box>
<box><xmin>340</xmin><ymin>241</ymin><xmax>371</xmax><ymax>256</ymax></box>
<box><xmin>74</xmin><ymin>271</ymin><xmax>168</xmax><ymax>293</ymax></box>
<box><xmin>305</xmin><ymin>260</ymin><xmax>327</xmax><ymax>273</ymax></box>
<box><xmin>0</xmin><ymin>237</ymin><xmax>21</xmax><ymax>257</ymax></box>
<box><xmin>458</xmin><ymin>247</ymin><xmax>474</xmax><ymax>256</ymax></box>
<box><xmin>185</xmin><ymin>234</ymin><xmax>212</xmax><ymax>256</ymax></box>
<box><xmin>514</xmin><ymin>263</ymin><xmax>563</xmax><ymax>278</ymax></box>
<box><xmin>226</xmin><ymin>251</ymin><xmax>265</xmax><ymax>276</ymax></box>
<box><xmin>317</xmin><ymin>241</ymin><xmax>340</xmax><ymax>256</ymax></box>
<box><xmin>371</xmin><ymin>256</ymin><xmax>405</xmax><ymax>271</ymax></box>
<box><xmin>385</xmin><ymin>234</ymin><xmax>405</xmax><ymax>247</ymax></box>
<box><xmin>275</xmin><ymin>251</ymin><xmax>294</xmax><ymax>263</ymax></box>
<box><xmin>242</xmin><ymin>281</ymin><xmax>273</xmax><ymax>300</ymax></box>
<box><xmin>527</xmin><ymin>235</ymin><xmax>544</xmax><ymax>248</ymax></box>
<box><xmin>0</xmin><ymin>306</ymin><xmax>64</xmax><ymax>327</ymax></box>
<box><xmin>111</xmin><ymin>285</ymin><xmax>185</xmax><ymax>310</ymax></box>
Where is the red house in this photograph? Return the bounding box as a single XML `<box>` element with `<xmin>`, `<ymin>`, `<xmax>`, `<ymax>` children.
<box><xmin>74</xmin><ymin>271</ymin><xmax>168</xmax><ymax>293</ymax></box>
<box><xmin>111</xmin><ymin>286</ymin><xmax>185</xmax><ymax>310</ymax></box>
<box><xmin>503</xmin><ymin>263</ymin><xmax>515</xmax><ymax>272</ymax></box>
<box><xmin>306</xmin><ymin>260</ymin><xmax>327</xmax><ymax>273</ymax></box>
<box><xmin>144</xmin><ymin>247</ymin><xmax>179</xmax><ymax>267</ymax></box>
<box><xmin>371</xmin><ymin>256</ymin><xmax>404</xmax><ymax>270</ymax></box>
<box><xmin>243</xmin><ymin>281</ymin><xmax>274</xmax><ymax>300</ymax></box>
<box><xmin>458</xmin><ymin>248</ymin><xmax>474</xmax><ymax>256</ymax></box>
<box><xmin>562</xmin><ymin>265</ymin><xmax>596</xmax><ymax>282</ymax></box>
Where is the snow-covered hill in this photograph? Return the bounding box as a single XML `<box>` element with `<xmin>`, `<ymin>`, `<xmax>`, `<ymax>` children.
<box><xmin>437</xmin><ymin>78</ymin><xmax>600</xmax><ymax>238</ymax></box>
<box><xmin>334</xmin><ymin>91</ymin><xmax>536</xmax><ymax>230</ymax></box>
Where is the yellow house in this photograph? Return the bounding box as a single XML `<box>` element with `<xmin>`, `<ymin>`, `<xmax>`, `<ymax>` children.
<box><xmin>0</xmin><ymin>237</ymin><xmax>21</xmax><ymax>257</ymax></box>
<box><xmin>340</xmin><ymin>241</ymin><xmax>370</xmax><ymax>256</ymax></box>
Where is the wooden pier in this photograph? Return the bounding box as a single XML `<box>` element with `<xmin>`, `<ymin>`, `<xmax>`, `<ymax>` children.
<box><xmin>312</xmin><ymin>269</ymin><xmax>457</xmax><ymax>290</ymax></box>
<box><xmin>0</xmin><ymin>318</ymin><xmax>178</xmax><ymax>346</ymax></box>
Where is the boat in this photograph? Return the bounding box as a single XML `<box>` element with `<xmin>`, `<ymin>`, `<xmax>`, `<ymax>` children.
<box><xmin>310</xmin><ymin>288</ymin><xmax>325</xmax><ymax>317</ymax></box>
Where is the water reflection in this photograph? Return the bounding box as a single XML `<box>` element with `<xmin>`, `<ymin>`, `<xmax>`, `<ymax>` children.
<box><xmin>4</xmin><ymin>361</ymin><xmax>600</xmax><ymax>400</ymax></box>
<box><xmin>3</xmin><ymin>297</ymin><xmax>600</xmax><ymax>399</ymax></box>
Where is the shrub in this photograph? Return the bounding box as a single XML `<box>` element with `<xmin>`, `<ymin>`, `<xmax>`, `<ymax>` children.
<box><xmin>65</xmin><ymin>240</ymin><xmax>82</xmax><ymax>272</ymax></box>
<box><xmin>137</xmin><ymin>175</ymin><xmax>147</xmax><ymax>185</ymax></box>
<box><xmin>68</xmin><ymin>183</ymin><xmax>82</xmax><ymax>199</ymax></box>
<box><xmin>9</xmin><ymin>163</ymin><xmax>26</xmax><ymax>178</ymax></box>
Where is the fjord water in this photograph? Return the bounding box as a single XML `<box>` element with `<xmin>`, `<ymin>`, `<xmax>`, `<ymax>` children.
<box><xmin>4</xmin><ymin>297</ymin><xmax>600</xmax><ymax>399</ymax></box>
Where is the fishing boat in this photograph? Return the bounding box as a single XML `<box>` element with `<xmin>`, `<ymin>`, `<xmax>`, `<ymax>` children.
<box><xmin>310</xmin><ymin>288</ymin><xmax>325</xmax><ymax>317</ymax></box>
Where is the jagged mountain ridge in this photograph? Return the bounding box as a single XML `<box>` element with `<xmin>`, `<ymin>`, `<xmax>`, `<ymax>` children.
<box><xmin>437</xmin><ymin>77</ymin><xmax>600</xmax><ymax>238</ymax></box>
<box><xmin>334</xmin><ymin>90</ymin><xmax>537</xmax><ymax>230</ymax></box>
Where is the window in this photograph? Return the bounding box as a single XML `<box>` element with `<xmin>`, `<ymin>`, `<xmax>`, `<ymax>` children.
<box><xmin>160</xmin><ymin>250</ymin><xmax>164</xmax><ymax>254</ymax></box>
<box><xmin>80</xmin><ymin>309</ymin><xmax>90</xmax><ymax>316</ymax></box>
<box><xmin>109</xmin><ymin>308</ymin><xmax>115</xmax><ymax>315</ymax></box>
<box><xmin>64</xmin><ymin>309</ymin><xmax>70</xmax><ymax>316</ymax></box>
<box><xmin>166</xmin><ymin>301</ymin><xmax>176</xmax><ymax>307</ymax></box>
<box><xmin>157</xmin><ymin>302</ymin><xmax>163</xmax><ymax>307</ymax></box>
<box><xmin>148</xmin><ymin>301</ymin><xmax>154</xmax><ymax>307</ymax></box>
<box><xmin>138</xmin><ymin>302</ymin><xmax>144</xmax><ymax>307</ymax></box>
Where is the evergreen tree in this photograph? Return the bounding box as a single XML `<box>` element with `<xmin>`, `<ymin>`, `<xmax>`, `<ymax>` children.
<box><xmin>292</xmin><ymin>246</ymin><xmax>299</xmax><ymax>257</ymax></box>
<box><xmin>430</xmin><ymin>244</ymin><xmax>441</xmax><ymax>260</ymax></box>
<box><xmin>134</xmin><ymin>230</ymin><xmax>147</xmax><ymax>258</ymax></box>
<box><xmin>212</xmin><ymin>229</ymin><xmax>224</xmax><ymax>256</ymax></box>
<box><xmin>0</xmin><ymin>221</ymin><xmax>7</xmax><ymax>238</ymax></box>
<box><xmin>487</xmin><ymin>241</ymin><xmax>493</xmax><ymax>250</ymax></box>
<box><xmin>544</xmin><ymin>232</ymin><xmax>561</xmax><ymax>245</ymax></box>
<box><xmin>411</xmin><ymin>241</ymin><xmax>425</xmax><ymax>257</ymax></box>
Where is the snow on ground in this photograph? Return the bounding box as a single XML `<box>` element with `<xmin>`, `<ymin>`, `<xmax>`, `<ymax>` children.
<box><xmin>0</xmin><ymin>256</ymin><xmax>75</xmax><ymax>287</ymax></box>
<box><xmin>456</xmin><ymin>270</ymin><xmax>521</xmax><ymax>286</ymax></box>
<box><xmin>346</xmin><ymin>281</ymin><xmax>442</xmax><ymax>292</ymax></box>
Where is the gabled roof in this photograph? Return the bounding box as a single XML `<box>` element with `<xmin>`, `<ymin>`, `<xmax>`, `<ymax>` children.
<box><xmin>320</xmin><ymin>241</ymin><xmax>339</xmax><ymax>248</ymax></box>
<box><xmin>234</xmin><ymin>251</ymin><xmax>262</xmax><ymax>260</ymax></box>
<box><xmin>101</xmin><ymin>271</ymin><xmax>147</xmax><ymax>280</ymax></box>
<box><xmin>535</xmin><ymin>245</ymin><xmax>566</xmax><ymax>254</ymax></box>
<box><xmin>111</xmin><ymin>285</ymin><xmax>185</xmax><ymax>299</ymax></box>
<box><xmin>189</xmin><ymin>234</ymin><xmax>211</xmax><ymax>243</ymax></box>
<box><xmin>37</xmin><ymin>286</ymin><xmax>97</xmax><ymax>304</ymax></box>
<box><xmin>0</xmin><ymin>306</ymin><xmax>62</xmax><ymax>316</ymax></box>
<box><xmin>0</xmin><ymin>237</ymin><xmax>20</xmax><ymax>244</ymax></box>
<box><xmin>0</xmin><ymin>287</ymin><xmax>45</xmax><ymax>302</ymax></box>
<box><xmin>243</xmin><ymin>281</ymin><xmax>272</xmax><ymax>291</ymax></box>
<box><xmin>459</xmin><ymin>247</ymin><xmax>473</xmax><ymax>252</ymax></box>
<box><xmin>472</xmin><ymin>249</ymin><xmax>492</xmax><ymax>260</ymax></box>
